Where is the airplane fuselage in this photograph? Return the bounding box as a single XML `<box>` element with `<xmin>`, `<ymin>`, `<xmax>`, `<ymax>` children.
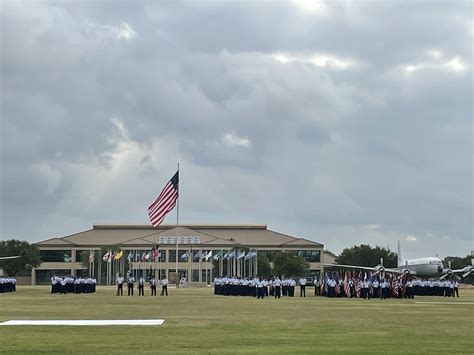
<box><xmin>398</xmin><ymin>257</ymin><xmax>444</xmax><ymax>278</ymax></box>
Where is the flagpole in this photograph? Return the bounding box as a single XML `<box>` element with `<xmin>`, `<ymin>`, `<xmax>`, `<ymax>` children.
<box><xmin>175</xmin><ymin>162</ymin><xmax>180</xmax><ymax>283</ymax></box>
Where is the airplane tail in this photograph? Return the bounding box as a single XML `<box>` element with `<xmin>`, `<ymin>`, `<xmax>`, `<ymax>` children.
<box><xmin>397</xmin><ymin>240</ymin><xmax>404</xmax><ymax>268</ymax></box>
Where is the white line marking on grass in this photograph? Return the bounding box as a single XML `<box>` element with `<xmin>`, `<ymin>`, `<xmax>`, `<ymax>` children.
<box><xmin>415</xmin><ymin>302</ymin><xmax>474</xmax><ymax>305</ymax></box>
<box><xmin>0</xmin><ymin>320</ymin><xmax>165</xmax><ymax>326</ymax></box>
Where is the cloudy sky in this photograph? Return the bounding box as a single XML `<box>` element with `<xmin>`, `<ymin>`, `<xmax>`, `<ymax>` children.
<box><xmin>1</xmin><ymin>1</ymin><xmax>472</xmax><ymax>259</ymax></box>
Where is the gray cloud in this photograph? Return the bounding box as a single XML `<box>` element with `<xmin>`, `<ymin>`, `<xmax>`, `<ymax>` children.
<box><xmin>1</xmin><ymin>1</ymin><xmax>472</xmax><ymax>259</ymax></box>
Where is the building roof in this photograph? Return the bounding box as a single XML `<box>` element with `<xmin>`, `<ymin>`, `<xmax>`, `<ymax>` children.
<box><xmin>34</xmin><ymin>224</ymin><xmax>323</xmax><ymax>249</ymax></box>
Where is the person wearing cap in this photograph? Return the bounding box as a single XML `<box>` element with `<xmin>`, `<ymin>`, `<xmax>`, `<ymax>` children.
<box><xmin>138</xmin><ymin>275</ymin><xmax>145</xmax><ymax>296</ymax></box>
<box><xmin>127</xmin><ymin>274</ymin><xmax>135</xmax><ymax>296</ymax></box>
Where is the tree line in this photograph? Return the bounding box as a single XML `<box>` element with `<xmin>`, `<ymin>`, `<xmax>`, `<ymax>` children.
<box><xmin>0</xmin><ymin>239</ymin><xmax>471</xmax><ymax>279</ymax></box>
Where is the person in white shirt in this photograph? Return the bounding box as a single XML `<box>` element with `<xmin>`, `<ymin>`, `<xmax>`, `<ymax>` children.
<box><xmin>149</xmin><ymin>276</ymin><xmax>157</xmax><ymax>296</ymax></box>
<box><xmin>273</xmin><ymin>277</ymin><xmax>282</xmax><ymax>299</ymax></box>
<box><xmin>299</xmin><ymin>277</ymin><xmax>307</xmax><ymax>297</ymax></box>
<box><xmin>127</xmin><ymin>274</ymin><xmax>135</xmax><ymax>296</ymax></box>
<box><xmin>160</xmin><ymin>276</ymin><xmax>169</xmax><ymax>296</ymax></box>
<box><xmin>138</xmin><ymin>276</ymin><xmax>145</xmax><ymax>296</ymax></box>
<box><xmin>116</xmin><ymin>274</ymin><xmax>124</xmax><ymax>296</ymax></box>
<box><xmin>453</xmin><ymin>280</ymin><xmax>459</xmax><ymax>297</ymax></box>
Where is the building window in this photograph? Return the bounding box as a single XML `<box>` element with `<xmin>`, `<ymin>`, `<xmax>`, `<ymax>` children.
<box><xmin>169</xmin><ymin>250</ymin><xmax>189</xmax><ymax>263</ymax></box>
<box><xmin>201</xmin><ymin>269</ymin><xmax>211</xmax><ymax>284</ymax></box>
<box><xmin>295</xmin><ymin>250</ymin><xmax>321</xmax><ymax>263</ymax></box>
<box><xmin>158</xmin><ymin>250</ymin><xmax>166</xmax><ymax>262</ymax></box>
<box><xmin>192</xmin><ymin>269</ymin><xmax>199</xmax><ymax>282</ymax></box>
<box><xmin>40</xmin><ymin>250</ymin><xmax>72</xmax><ymax>262</ymax></box>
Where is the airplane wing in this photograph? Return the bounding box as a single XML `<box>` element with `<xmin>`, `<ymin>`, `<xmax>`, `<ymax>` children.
<box><xmin>323</xmin><ymin>263</ymin><xmax>378</xmax><ymax>272</ymax></box>
<box><xmin>323</xmin><ymin>264</ymin><xmax>417</xmax><ymax>276</ymax></box>
<box><xmin>0</xmin><ymin>256</ymin><xmax>20</xmax><ymax>260</ymax></box>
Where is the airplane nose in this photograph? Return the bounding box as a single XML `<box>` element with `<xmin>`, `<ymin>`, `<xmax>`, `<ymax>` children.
<box><xmin>437</xmin><ymin>266</ymin><xmax>443</xmax><ymax>273</ymax></box>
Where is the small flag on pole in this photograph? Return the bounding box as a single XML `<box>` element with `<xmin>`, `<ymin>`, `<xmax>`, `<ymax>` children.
<box><xmin>89</xmin><ymin>250</ymin><xmax>95</xmax><ymax>264</ymax></box>
<box><xmin>148</xmin><ymin>171</ymin><xmax>179</xmax><ymax>227</ymax></box>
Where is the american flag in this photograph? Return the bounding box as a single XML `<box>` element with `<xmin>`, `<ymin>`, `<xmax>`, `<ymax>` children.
<box><xmin>355</xmin><ymin>280</ymin><xmax>362</xmax><ymax>298</ymax></box>
<box><xmin>343</xmin><ymin>273</ymin><xmax>351</xmax><ymax>297</ymax></box>
<box><xmin>392</xmin><ymin>276</ymin><xmax>399</xmax><ymax>297</ymax></box>
<box><xmin>148</xmin><ymin>170</ymin><xmax>179</xmax><ymax>227</ymax></box>
<box><xmin>89</xmin><ymin>250</ymin><xmax>94</xmax><ymax>264</ymax></box>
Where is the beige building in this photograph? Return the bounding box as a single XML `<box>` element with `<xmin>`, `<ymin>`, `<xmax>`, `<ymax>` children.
<box><xmin>33</xmin><ymin>223</ymin><xmax>324</xmax><ymax>285</ymax></box>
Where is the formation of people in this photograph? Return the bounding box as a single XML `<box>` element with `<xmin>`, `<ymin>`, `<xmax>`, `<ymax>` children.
<box><xmin>0</xmin><ymin>277</ymin><xmax>16</xmax><ymax>293</ymax></box>
<box><xmin>213</xmin><ymin>275</ymin><xmax>461</xmax><ymax>299</ymax></box>
<box><xmin>116</xmin><ymin>273</ymin><xmax>169</xmax><ymax>297</ymax></box>
<box><xmin>50</xmin><ymin>276</ymin><xmax>97</xmax><ymax>294</ymax></box>
<box><xmin>213</xmin><ymin>276</ymin><xmax>309</xmax><ymax>298</ymax></box>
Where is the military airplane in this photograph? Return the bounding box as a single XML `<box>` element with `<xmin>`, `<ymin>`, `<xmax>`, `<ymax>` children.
<box><xmin>324</xmin><ymin>241</ymin><xmax>473</xmax><ymax>279</ymax></box>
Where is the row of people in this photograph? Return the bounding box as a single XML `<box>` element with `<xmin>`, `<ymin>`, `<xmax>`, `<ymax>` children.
<box><xmin>213</xmin><ymin>276</ymin><xmax>309</xmax><ymax>298</ymax></box>
<box><xmin>116</xmin><ymin>274</ymin><xmax>169</xmax><ymax>296</ymax></box>
<box><xmin>51</xmin><ymin>276</ymin><xmax>97</xmax><ymax>294</ymax></box>
<box><xmin>0</xmin><ymin>277</ymin><xmax>16</xmax><ymax>293</ymax></box>
<box><xmin>213</xmin><ymin>276</ymin><xmax>461</xmax><ymax>299</ymax></box>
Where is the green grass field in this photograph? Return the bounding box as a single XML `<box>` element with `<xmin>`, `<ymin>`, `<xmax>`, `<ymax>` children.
<box><xmin>0</xmin><ymin>286</ymin><xmax>473</xmax><ymax>354</ymax></box>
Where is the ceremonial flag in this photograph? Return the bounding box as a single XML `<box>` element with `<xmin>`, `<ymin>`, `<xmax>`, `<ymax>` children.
<box><xmin>114</xmin><ymin>250</ymin><xmax>123</xmax><ymax>260</ymax></box>
<box><xmin>64</xmin><ymin>254</ymin><xmax>72</xmax><ymax>262</ymax></box>
<box><xmin>102</xmin><ymin>251</ymin><xmax>110</xmax><ymax>262</ymax></box>
<box><xmin>107</xmin><ymin>250</ymin><xmax>113</xmax><ymax>263</ymax></box>
<box><xmin>180</xmin><ymin>251</ymin><xmax>188</xmax><ymax>260</ymax></box>
<box><xmin>144</xmin><ymin>251</ymin><xmax>150</xmax><ymax>261</ymax></box>
<box><xmin>335</xmin><ymin>279</ymin><xmax>340</xmax><ymax>295</ymax></box>
<box><xmin>237</xmin><ymin>250</ymin><xmax>246</xmax><ymax>259</ymax></box>
<box><xmin>148</xmin><ymin>171</ymin><xmax>179</xmax><ymax>227</ymax></box>
<box><xmin>153</xmin><ymin>246</ymin><xmax>159</xmax><ymax>262</ymax></box>
<box><xmin>343</xmin><ymin>272</ymin><xmax>351</xmax><ymax>297</ymax></box>
<box><xmin>392</xmin><ymin>275</ymin><xmax>399</xmax><ymax>297</ymax></box>
<box><xmin>213</xmin><ymin>251</ymin><xmax>223</xmax><ymax>261</ymax></box>
<box><xmin>89</xmin><ymin>250</ymin><xmax>95</xmax><ymax>264</ymax></box>
<box><xmin>127</xmin><ymin>251</ymin><xmax>133</xmax><ymax>262</ymax></box>
<box><xmin>355</xmin><ymin>280</ymin><xmax>361</xmax><ymax>298</ymax></box>
<box><xmin>205</xmin><ymin>251</ymin><xmax>212</xmax><ymax>261</ymax></box>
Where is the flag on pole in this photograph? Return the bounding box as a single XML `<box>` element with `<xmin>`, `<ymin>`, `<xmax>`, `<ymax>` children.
<box><xmin>237</xmin><ymin>250</ymin><xmax>246</xmax><ymax>259</ymax></box>
<box><xmin>102</xmin><ymin>251</ymin><xmax>110</xmax><ymax>262</ymax></box>
<box><xmin>89</xmin><ymin>250</ymin><xmax>95</xmax><ymax>264</ymax></box>
<box><xmin>213</xmin><ymin>251</ymin><xmax>223</xmax><ymax>260</ymax></box>
<box><xmin>114</xmin><ymin>250</ymin><xmax>123</xmax><ymax>260</ymax></box>
<box><xmin>107</xmin><ymin>250</ymin><xmax>113</xmax><ymax>263</ymax></box>
<box><xmin>153</xmin><ymin>246</ymin><xmax>159</xmax><ymax>262</ymax></box>
<box><xmin>205</xmin><ymin>250</ymin><xmax>212</xmax><ymax>261</ymax></box>
<box><xmin>148</xmin><ymin>170</ymin><xmax>179</xmax><ymax>227</ymax></box>
<box><xmin>343</xmin><ymin>272</ymin><xmax>351</xmax><ymax>297</ymax></box>
<box><xmin>180</xmin><ymin>251</ymin><xmax>188</xmax><ymax>260</ymax></box>
<box><xmin>127</xmin><ymin>251</ymin><xmax>133</xmax><ymax>262</ymax></box>
<box><xmin>144</xmin><ymin>251</ymin><xmax>150</xmax><ymax>261</ymax></box>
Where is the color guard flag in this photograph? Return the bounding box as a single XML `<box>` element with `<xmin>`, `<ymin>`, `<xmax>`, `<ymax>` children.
<box><xmin>89</xmin><ymin>250</ymin><xmax>95</xmax><ymax>264</ymax></box>
<box><xmin>148</xmin><ymin>171</ymin><xmax>179</xmax><ymax>227</ymax></box>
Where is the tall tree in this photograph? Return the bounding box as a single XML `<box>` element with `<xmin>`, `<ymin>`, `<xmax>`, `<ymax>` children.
<box><xmin>336</xmin><ymin>244</ymin><xmax>397</xmax><ymax>268</ymax></box>
<box><xmin>272</xmin><ymin>251</ymin><xmax>309</xmax><ymax>277</ymax></box>
<box><xmin>256</xmin><ymin>254</ymin><xmax>271</xmax><ymax>278</ymax></box>
<box><xmin>443</xmin><ymin>255</ymin><xmax>472</xmax><ymax>270</ymax></box>
<box><xmin>0</xmin><ymin>240</ymin><xmax>41</xmax><ymax>276</ymax></box>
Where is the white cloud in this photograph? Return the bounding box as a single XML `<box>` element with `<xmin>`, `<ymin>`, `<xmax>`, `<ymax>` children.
<box><xmin>272</xmin><ymin>52</ymin><xmax>354</xmax><ymax>70</ymax></box>
<box><xmin>221</xmin><ymin>131</ymin><xmax>252</xmax><ymax>148</ymax></box>
<box><xmin>84</xmin><ymin>20</ymin><xmax>136</xmax><ymax>41</ymax></box>
<box><xmin>363</xmin><ymin>224</ymin><xmax>381</xmax><ymax>230</ymax></box>
<box><xmin>406</xmin><ymin>235</ymin><xmax>417</xmax><ymax>241</ymax></box>
<box><xmin>403</xmin><ymin>54</ymin><xmax>469</xmax><ymax>74</ymax></box>
<box><xmin>292</xmin><ymin>0</ymin><xmax>330</xmax><ymax>16</ymax></box>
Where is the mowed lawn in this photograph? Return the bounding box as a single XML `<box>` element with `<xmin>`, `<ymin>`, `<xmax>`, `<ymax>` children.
<box><xmin>0</xmin><ymin>286</ymin><xmax>473</xmax><ymax>354</ymax></box>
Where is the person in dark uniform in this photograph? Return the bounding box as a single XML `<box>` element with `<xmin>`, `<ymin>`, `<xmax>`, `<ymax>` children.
<box><xmin>116</xmin><ymin>274</ymin><xmax>124</xmax><ymax>296</ymax></box>
<box><xmin>127</xmin><ymin>274</ymin><xmax>135</xmax><ymax>296</ymax></box>
<box><xmin>138</xmin><ymin>276</ymin><xmax>145</xmax><ymax>296</ymax></box>
<box><xmin>299</xmin><ymin>277</ymin><xmax>307</xmax><ymax>297</ymax></box>
<box><xmin>150</xmin><ymin>277</ymin><xmax>157</xmax><ymax>296</ymax></box>
<box><xmin>160</xmin><ymin>276</ymin><xmax>169</xmax><ymax>296</ymax></box>
<box><xmin>274</xmin><ymin>277</ymin><xmax>281</xmax><ymax>299</ymax></box>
